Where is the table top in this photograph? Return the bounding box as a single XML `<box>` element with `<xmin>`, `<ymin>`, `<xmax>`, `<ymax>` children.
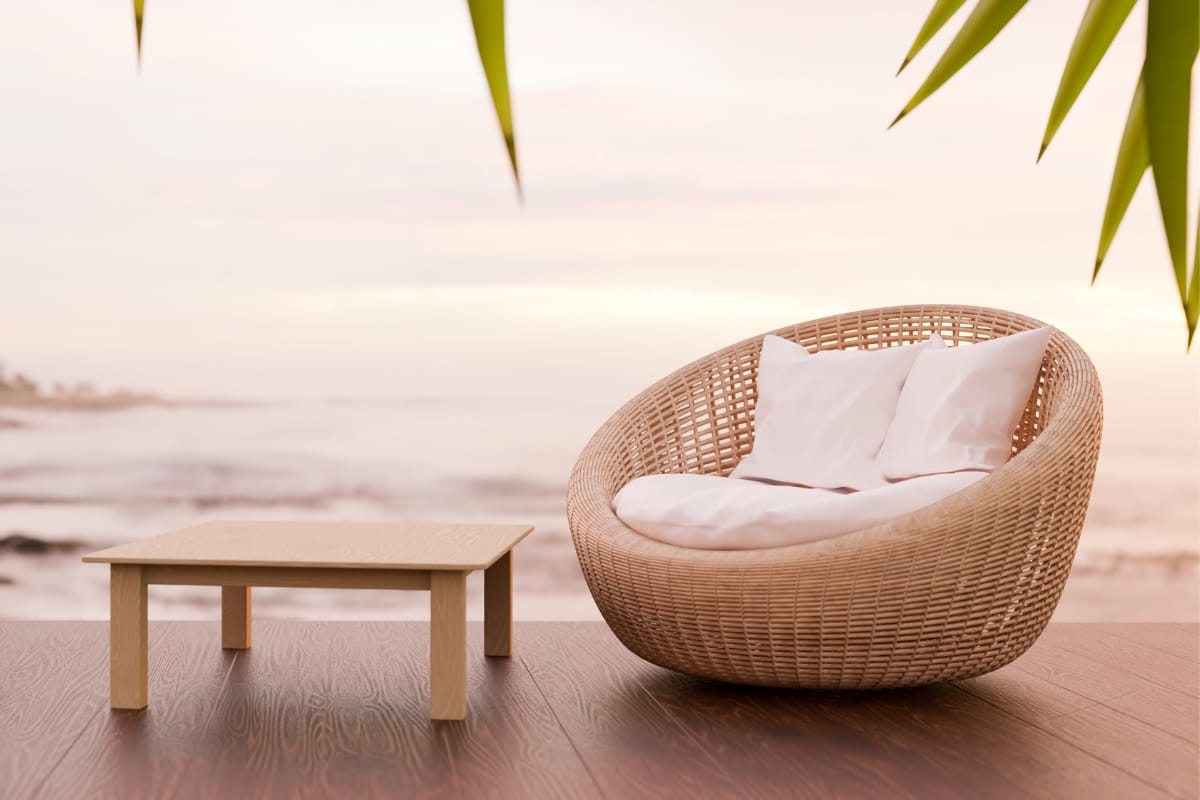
<box><xmin>82</xmin><ymin>520</ymin><xmax>533</xmax><ymax>571</ymax></box>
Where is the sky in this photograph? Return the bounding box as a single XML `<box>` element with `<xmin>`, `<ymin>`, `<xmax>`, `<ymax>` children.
<box><xmin>1</xmin><ymin>0</ymin><xmax>1197</xmax><ymax>434</ymax></box>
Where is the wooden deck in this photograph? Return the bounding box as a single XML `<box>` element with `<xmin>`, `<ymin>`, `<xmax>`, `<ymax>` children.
<box><xmin>2</xmin><ymin>622</ymin><xmax>1196</xmax><ymax>799</ymax></box>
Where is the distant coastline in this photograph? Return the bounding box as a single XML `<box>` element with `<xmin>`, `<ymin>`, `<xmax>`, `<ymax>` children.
<box><xmin>0</xmin><ymin>361</ymin><xmax>246</xmax><ymax>412</ymax></box>
<box><xmin>0</xmin><ymin>360</ymin><xmax>161</xmax><ymax>411</ymax></box>
<box><xmin>0</xmin><ymin>392</ymin><xmax>163</xmax><ymax>411</ymax></box>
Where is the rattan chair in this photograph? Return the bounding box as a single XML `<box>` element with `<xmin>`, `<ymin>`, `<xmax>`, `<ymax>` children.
<box><xmin>567</xmin><ymin>305</ymin><xmax>1102</xmax><ymax>688</ymax></box>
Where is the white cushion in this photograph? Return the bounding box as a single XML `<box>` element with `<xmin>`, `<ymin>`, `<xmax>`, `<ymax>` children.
<box><xmin>876</xmin><ymin>327</ymin><xmax>1053</xmax><ymax>479</ymax></box>
<box><xmin>613</xmin><ymin>471</ymin><xmax>988</xmax><ymax>550</ymax></box>
<box><xmin>730</xmin><ymin>334</ymin><xmax>944</xmax><ymax>490</ymax></box>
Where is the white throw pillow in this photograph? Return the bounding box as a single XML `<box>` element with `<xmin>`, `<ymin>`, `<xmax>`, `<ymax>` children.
<box><xmin>876</xmin><ymin>326</ymin><xmax>1053</xmax><ymax>479</ymax></box>
<box><xmin>730</xmin><ymin>333</ymin><xmax>944</xmax><ymax>490</ymax></box>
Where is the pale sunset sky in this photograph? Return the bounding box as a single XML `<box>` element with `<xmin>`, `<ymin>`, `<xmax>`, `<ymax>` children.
<box><xmin>1</xmin><ymin>0</ymin><xmax>1197</xmax><ymax>437</ymax></box>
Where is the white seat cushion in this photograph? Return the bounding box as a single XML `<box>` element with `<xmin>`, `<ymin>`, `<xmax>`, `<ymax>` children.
<box><xmin>730</xmin><ymin>334</ymin><xmax>945</xmax><ymax>491</ymax></box>
<box><xmin>613</xmin><ymin>471</ymin><xmax>988</xmax><ymax>550</ymax></box>
<box><xmin>876</xmin><ymin>327</ymin><xmax>1053</xmax><ymax>479</ymax></box>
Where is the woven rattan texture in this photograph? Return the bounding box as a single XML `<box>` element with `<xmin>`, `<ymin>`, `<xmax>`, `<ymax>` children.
<box><xmin>567</xmin><ymin>305</ymin><xmax>1103</xmax><ymax>688</ymax></box>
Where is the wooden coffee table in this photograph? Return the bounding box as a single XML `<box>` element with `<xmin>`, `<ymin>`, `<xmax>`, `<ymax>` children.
<box><xmin>82</xmin><ymin>520</ymin><xmax>532</xmax><ymax>720</ymax></box>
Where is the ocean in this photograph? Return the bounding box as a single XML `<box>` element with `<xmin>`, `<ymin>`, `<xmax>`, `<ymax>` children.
<box><xmin>1</xmin><ymin>397</ymin><xmax>1196</xmax><ymax>622</ymax></box>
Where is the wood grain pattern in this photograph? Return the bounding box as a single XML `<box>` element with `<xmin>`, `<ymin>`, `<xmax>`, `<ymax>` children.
<box><xmin>109</xmin><ymin>564</ymin><xmax>148</xmax><ymax>709</ymax></box>
<box><xmin>453</xmin><ymin>623</ymin><xmax>602</xmax><ymax>799</ymax></box>
<box><xmin>430</xmin><ymin>571</ymin><xmax>467</xmax><ymax>720</ymax></box>
<box><xmin>483</xmin><ymin>551</ymin><xmax>511</xmax><ymax>657</ymax></box>
<box><xmin>520</xmin><ymin>622</ymin><xmax>751</xmax><ymax>799</ymax></box>
<box><xmin>1032</xmin><ymin>702</ymin><xmax>1200</xmax><ymax>798</ymax></box>
<box><xmin>932</xmin><ymin>687</ymin><xmax>1175</xmax><ymax>800</ymax></box>
<box><xmin>1101</xmin><ymin>685</ymin><xmax>1200</xmax><ymax>744</ymax></box>
<box><xmin>143</xmin><ymin>564</ymin><xmax>431</xmax><ymax>591</ymax></box>
<box><xmin>173</xmin><ymin>620</ymin><xmax>344</xmax><ymax>800</ymax></box>
<box><xmin>173</xmin><ymin>622</ymin><xmax>599</xmax><ymax>799</ymax></box>
<box><xmin>643</xmin><ymin>672</ymin><xmax>1023</xmax><ymax>800</ymax></box>
<box><xmin>0</xmin><ymin>623</ymin><xmax>108</xmax><ymax>798</ymax></box>
<box><xmin>1104</xmin><ymin>622</ymin><xmax>1199</xmax><ymax>663</ymax></box>
<box><xmin>1010</xmin><ymin>626</ymin><xmax>1164</xmax><ymax>703</ymax></box>
<box><xmin>926</xmin><ymin>686</ymin><xmax>1178</xmax><ymax>800</ymax></box>
<box><xmin>221</xmin><ymin>586</ymin><xmax>251</xmax><ymax>650</ymax></box>
<box><xmin>957</xmin><ymin>667</ymin><xmax>1097</xmax><ymax>724</ymax></box>
<box><xmin>1044</xmin><ymin>623</ymin><xmax>1199</xmax><ymax>698</ymax></box>
<box><xmin>83</xmin><ymin>520</ymin><xmax>532</xmax><ymax>571</ymax></box>
<box><xmin>373</xmin><ymin>622</ymin><xmax>602</xmax><ymax>799</ymax></box>
<box><xmin>5</xmin><ymin>622</ymin><xmax>1196</xmax><ymax>800</ymax></box>
<box><xmin>336</xmin><ymin>621</ymin><xmax>482</xmax><ymax>799</ymax></box>
<box><xmin>639</xmin><ymin>656</ymin><xmax>1170</xmax><ymax>800</ymax></box>
<box><xmin>36</xmin><ymin>622</ymin><xmax>239</xmax><ymax>800</ymax></box>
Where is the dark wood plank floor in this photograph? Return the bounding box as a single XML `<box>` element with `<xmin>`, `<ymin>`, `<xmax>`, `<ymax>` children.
<box><xmin>1</xmin><ymin>622</ymin><xmax>1196</xmax><ymax>800</ymax></box>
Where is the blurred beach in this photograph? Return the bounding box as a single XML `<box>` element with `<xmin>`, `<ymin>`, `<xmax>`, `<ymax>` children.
<box><xmin>4</xmin><ymin>0</ymin><xmax>1199</xmax><ymax>624</ymax></box>
<box><xmin>1</xmin><ymin>395</ymin><xmax>1196</xmax><ymax>622</ymax></box>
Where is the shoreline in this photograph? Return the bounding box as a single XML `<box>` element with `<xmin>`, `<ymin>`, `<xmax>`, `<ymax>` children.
<box><xmin>1</xmin><ymin>565</ymin><xmax>1194</xmax><ymax>623</ymax></box>
<box><xmin>0</xmin><ymin>395</ymin><xmax>252</xmax><ymax>412</ymax></box>
<box><xmin>1</xmin><ymin>529</ymin><xmax>1195</xmax><ymax>567</ymax></box>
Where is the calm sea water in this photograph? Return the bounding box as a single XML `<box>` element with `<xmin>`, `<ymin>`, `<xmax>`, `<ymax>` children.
<box><xmin>1</xmin><ymin>398</ymin><xmax>1196</xmax><ymax>621</ymax></box>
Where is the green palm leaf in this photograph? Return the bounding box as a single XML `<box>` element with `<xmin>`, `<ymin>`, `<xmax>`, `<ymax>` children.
<box><xmin>467</xmin><ymin>0</ymin><xmax>520</xmax><ymax>192</ymax></box>
<box><xmin>1039</xmin><ymin>0</ymin><xmax>1137</xmax><ymax>161</ymax></box>
<box><xmin>127</xmin><ymin>1</ymin><xmax>520</xmax><ymax>190</ymax></box>
<box><xmin>891</xmin><ymin>0</ymin><xmax>1030</xmax><ymax>128</ymax></box>
<box><xmin>1189</xmin><ymin>198</ymin><xmax>1199</xmax><ymax>348</ymax></box>
<box><xmin>1144</xmin><ymin>0</ymin><xmax>1197</xmax><ymax>305</ymax></box>
<box><xmin>1094</xmin><ymin>75</ymin><xmax>1149</xmax><ymax>281</ymax></box>
<box><xmin>897</xmin><ymin>0</ymin><xmax>969</xmax><ymax>75</ymax></box>
<box><xmin>132</xmin><ymin>0</ymin><xmax>145</xmax><ymax>64</ymax></box>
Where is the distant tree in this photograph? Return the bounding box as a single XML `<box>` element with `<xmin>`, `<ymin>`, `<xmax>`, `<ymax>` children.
<box><xmin>10</xmin><ymin>373</ymin><xmax>39</xmax><ymax>396</ymax></box>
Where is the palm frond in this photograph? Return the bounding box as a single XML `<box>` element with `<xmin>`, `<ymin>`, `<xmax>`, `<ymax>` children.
<box><xmin>898</xmin><ymin>0</ymin><xmax>969</xmax><ymax>75</ymax></box>
<box><xmin>1144</xmin><ymin>0</ymin><xmax>1197</xmax><ymax>303</ymax></box>
<box><xmin>891</xmin><ymin>0</ymin><xmax>1030</xmax><ymax>128</ymax></box>
<box><xmin>132</xmin><ymin>0</ymin><xmax>145</xmax><ymax>66</ymax></box>
<box><xmin>1094</xmin><ymin>75</ymin><xmax>1149</xmax><ymax>281</ymax></box>
<box><xmin>467</xmin><ymin>0</ymin><xmax>520</xmax><ymax>194</ymax></box>
<box><xmin>1040</xmin><ymin>0</ymin><xmax>1137</xmax><ymax>161</ymax></box>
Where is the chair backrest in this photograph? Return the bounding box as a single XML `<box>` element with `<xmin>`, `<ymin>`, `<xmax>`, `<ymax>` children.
<box><xmin>595</xmin><ymin>305</ymin><xmax>1098</xmax><ymax>488</ymax></box>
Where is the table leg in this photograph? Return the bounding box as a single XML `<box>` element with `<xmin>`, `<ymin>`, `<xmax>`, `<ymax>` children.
<box><xmin>484</xmin><ymin>550</ymin><xmax>512</xmax><ymax>657</ymax></box>
<box><xmin>110</xmin><ymin>564</ymin><xmax>148</xmax><ymax>709</ymax></box>
<box><xmin>222</xmin><ymin>586</ymin><xmax>252</xmax><ymax>649</ymax></box>
<box><xmin>430</xmin><ymin>570</ymin><xmax>467</xmax><ymax>720</ymax></box>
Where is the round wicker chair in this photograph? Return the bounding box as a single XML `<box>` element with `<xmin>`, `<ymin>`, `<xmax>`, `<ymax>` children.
<box><xmin>567</xmin><ymin>305</ymin><xmax>1102</xmax><ymax>689</ymax></box>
